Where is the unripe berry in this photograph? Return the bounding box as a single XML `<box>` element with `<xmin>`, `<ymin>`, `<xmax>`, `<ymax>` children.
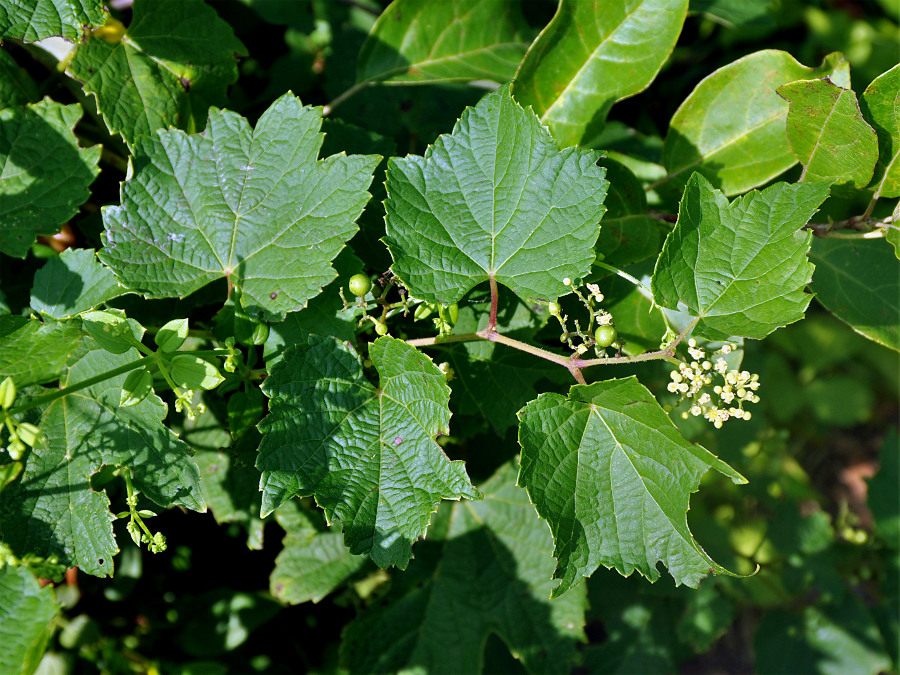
<box><xmin>594</xmin><ymin>325</ymin><xmax>617</xmax><ymax>348</ymax></box>
<box><xmin>374</xmin><ymin>322</ymin><xmax>388</xmax><ymax>336</ymax></box>
<box><xmin>548</xmin><ymin>302</ymin><xmax>561</xmax><ymax>315</ymax></box>
<box><xmin>348</xmin><ymin>273</ymin><xmax>372</xmax><ymax>297</ymax></box>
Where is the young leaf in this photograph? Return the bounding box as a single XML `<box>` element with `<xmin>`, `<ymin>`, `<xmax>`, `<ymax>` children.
<box><xmin>860</xmin><ymin>64</ymin><xmax>900</xmax><ymax>198</ymax></box>
<box><xmin>119</xmin><ymin>369</ymin><xmax>153</xmax><ymax>408</ymax></box>
<box><xmin>0</xmin><ymin>348</ymin><xmax>206</xmax><ymax>576</ymax></box>
<box><xmin>514</xmin><ymin>0</ymin><xmax>689</xmax><ymax>147</ymax></box>
<box><xmin>167</xmin><ymin>355</ymin><xmax>225</xmax><ymax>391</ymax></box>
<box><xmin>0</xmin><ymin>316</ymin><xmax>83</xmax><ymax>388</ymax></box>
<box><xmin>777</xmin><ymin>78</ymin><xmax>878</xmax><ymax>190</ymax></box>
<box><xmin>809</xmin><ymin>237</ymin><xmax>899</xmax><ymax>352</ymax></box>
<box><xmin>81</xmin><ymin>310</ymin><xmax>142</xmax><ymax>354</ymax></box>
<box><xmin>30</xmin><ymin>249</ymin><xmax>124</xmax><ymax>319</ymax></box>
<box><xmin>384</xmin><ymin>84</ymin><xmax>609</xmax><ymax>306</ymax></box>
<box><xmin>0</xmin><ymin>99</ymin><xmax>100</xmax><ymax>258</ymax></box>
<box><xmin>257</xmin><ymin>334</ymin><xmax>480</xmax><ymax>569</ymax></box>
<box><xmin>0</xmin><ymin>0</ymin><xmax>107</xmax><ymax>42</ymax></box>
<box><xmin>662</xmin><ymin>50</ymin><xmax>849</xmax><ymax>195</ymax></box>
<box><xmin>0</xmin><ymin>566</ymin><xmax>58</xmax><ymax>675</ymax></box>
<box><xmin>154</xmin><ymin>318</ymin><xmax>189</xmax><ymax>353</ymax></box>
<box><xmin>66</xmin><ymin>0</ymin><xmax>245</xmax><ymax>147</ymax></box>
<box><xmin>99</xmin><ymin>94</ymin><xmax>381</xmax><ymax>321</ymax></box>
<box><xmin>651</xmin><ymin>174</ymin><xmax>830</xmax><ymax>340</ymax></box>
<box><xmin>340</xmin><ymin>461</ymin><xmax>587</xmax><ymax>674</ymax></box>
<box><xmin>356</xmin><ymin>0</ymin><xmax>532</xmax><ymax>85</ymax></box>
<box><xmin>270</xmin><ymin>502</ymin><xmax>368</xmax><ymax>605</ymax></box>
<box><xmin>517</xmin><ymin>377</ymin><xmax>746</xmax><ymax>598</ymax></box>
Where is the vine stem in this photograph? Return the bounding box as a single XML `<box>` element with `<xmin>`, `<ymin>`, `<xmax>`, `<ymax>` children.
<box><xmin>323</xmin><ymin>81</ymin><xmax>373</xmax><ymax>116</ymax></box>
<box><xmin>574</xmin><ymin>316</ymin><xmax>698</xmax><ymax>368</ymax></box>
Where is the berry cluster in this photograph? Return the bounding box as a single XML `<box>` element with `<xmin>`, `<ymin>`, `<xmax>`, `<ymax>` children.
<box><xmin>668</xmin><ymin>340</ymin><xmax>761</xmax><ymax>428</ymax></box>
<box><xmin>551</xmin><ymin>278</ymin><xmax>619</xmax><ymax>357</ymax></box>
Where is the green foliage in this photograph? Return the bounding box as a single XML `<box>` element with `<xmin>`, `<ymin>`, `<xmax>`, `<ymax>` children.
<box><xmin>0</xmin><ymin>0</ymin><xmax>897</xmax><ymax>672</ymax></box>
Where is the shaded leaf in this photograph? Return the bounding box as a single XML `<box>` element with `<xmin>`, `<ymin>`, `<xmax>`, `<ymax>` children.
<box><xmin>357</xmin><ymin>0</ymin><xmax>531</xmax><ymax>85</ymax></box>
<box><xmin>340</xmin><ymin>461</ymin><xmax>587</xmax><ymax>674</ymax></box>
<box><xmin>0</xmin><ymin>315</ymin><xmax>83</xmax><ymax>388</ymax></box>
<box><xmin>662</xmin><ymin>50</ymin><xmax>848</xmax><ymax>195</ymax></box>
<box><xmin>270</xmin><ymin>501</ymin><xmax>368</xmax><ymax>604</ymax></box>
<box><xmin>0</xmin><ymin>348</ymin><xmax>206</xmax><ymax>576</ymax></box>
<box><xmin>778</xmin><ymin>78</ymin><xmax>878</xmax><ymax>190</ymax></box>
<box><xmin>514</xmin><ymin>0</ymin><xmax>689</xmax><ymax>147</ymax></box>
<box><xmin>257</xmin><ymin>334</ymin><xmax>479</xmax><ymax>569</ymax></box>
<box><xmin>385</xmin><ymin>84</ymin><xmax>608</xmax><ymax>305</ymax></box>
<box><xmin>810</xmin><ymin>237</ymin><xmax>900</xmax><ymax>352</ymax></box>
<box><xmin>651</xmin><ymin>174</ymin><xmax>830</xmax><ymax>340</ymax></box>
<box><xmin>0</xmin><ymin>565</ymin><xmax>58</xmax><ymax>675</ymax></box>
<box><xmin>517</xmin><ymin>377</ymin><xmax>745</xmax><ymax>597</ymax></box>
<box><xmin>689</xmin><ymin>0</ymin><xmax>776</xmax><ymax>29</ymax></box>
<box><xmin>0</xmin><ymin>0</ymin><xmax>106</xmax><ymax>42</ymax></box>
<box><xmin>867</xmin><ymin>429</ymin><xmax>899</xmax><ymax>545</ymax></box>
<box><xmin>860</xmin><ymin>64</ymin><xmax>900</xmax><ymax>199</ymax></box>
<box><xmin>0</xmin><ymin>48</ymin><xmax>39</xmax><ymax>106</ymax></box>
<box><xmin>30</xmin><ymin>249</ymin><xmax>123</xmax><ymax>319</ymax></box>
<box><xmin>99</xmin><ymin>94</ymin><xmax>380</xmax><ymax>321</ymax></box>
<box><xmin>66</xmin><ymin>0</ymin><xmax>245</xmax><ymax>147</ymax></box>
<box><xmin>0</xmin><ymin>99</ymin><xmax>100</xmax><ymax>258</ymax></box>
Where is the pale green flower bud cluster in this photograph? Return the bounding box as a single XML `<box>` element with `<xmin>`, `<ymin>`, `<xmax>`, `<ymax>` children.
<box><xmin>551</xmin><ymin>278</ymin><xmax>619</xmax><ymax>357</ymax></box>
<box><xmin>668</xmin><ymin>340</ymin><xmax>760</xmax><ymax>428</ymax></box>
<box><xmin>1</xmin><ymin>377</ymin><xmax>42</xmax><ymax>460</ymax></box>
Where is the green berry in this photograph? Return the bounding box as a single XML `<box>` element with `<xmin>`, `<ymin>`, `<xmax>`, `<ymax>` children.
<box><xmin>348</xmin><ymin>273</ymin><xmax>372</xmax><ymax>297</ymax></box>
<box><xmin>594</xmin><ymin>325</ymin><xmax>617</xmax><ymax>348</ymax></box>
<box><xmin>447</xmin><ymin>303</ymin><xmax>459</xmax><ymax>325</ymax></box>
<box><xmin>374</xmin><ymin>322</ymin><xmax>388</xmax><ymax>336</ymax></box>
<box><xmin>548</xmin><ymin>302</ymin><xmax>561</xmax><ymax>315</ymax></box>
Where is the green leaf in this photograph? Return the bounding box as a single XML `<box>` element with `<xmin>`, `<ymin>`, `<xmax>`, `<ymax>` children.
<box><xmin>30</xmin><ymin>249</ymin><xmax>123</xmax><ymax>319</ymax></box>
<box><xmin>868</xmin><ymin>429</ymin><xmax>899</xmax><ymax>545</ymax></box>
<box><xmin>662</xmin><ymin>50</ymin><xmax>849</xmax><ymax>195</ymax></box>
<box><xmin>778</xmin><ymin>78</ymin><xmax>878</xmax><ymax>190</ymax></box>
<box><xmin>689</xmin><ymin>0</ymin><xmax>776</xmax><ymax>29</ymax></box>
<box><xmin>0</xmin><ymin>48</ymin><xmax>39</xmax><ymax>106</ymax></box>
<box><xmin>385</xmin><ymin>84</ymin><xmax>609</xmax><ymax>305</ymax></box>
<box><xmin>99</xmin><ymin>94</ymin><xmax>380</xmax><ymax>321</ymax></box>
<box><xmin>0</xmin><ymin>98</ymin><xmax>101</xmax><ymax>258</ymax></box>
<box><xmin>227</xmin><ymin>389</ymin><xmax>264</xmax><ymax>439</ymax></box>
<box><xmin>155</xmin><ymin>318</ymin><xmax>188</xmax><ymax>353</ymax></box>
<box><xmin>809</xmin><ymin>237</ymin><xmax>900</xmax><ymax>352</ymax></box>
<box><xmin>66</xmin><ymin>0</ymin><xmax>245</xmax><ymax>147</ymax></box>
<box><xmin>257</xmin><ymin>334</ymin><xmax>480</xmax><ymax>569</ymax></box>
<box><xmin>0</xmin><ymin>348</ymin><xmax>206</xmax><ymax>576</ymax></box>
<box><xmin>517</xmin><ymin>377</ymin><xmax>745</xmax><ymax>597</ymax></box>
<box><xmin>340</xmin><ymin>461</ymin><xmax>587</xmax><ymax>674</ymax></box>
<box><xmin>81</xmin><ymin>310</ymin><xmax>142</xmax><ymax>355</ymax></box>
<box><xmin>651</xmin><ymin>174</ymin><xmax>830</xmax><ymax>340</ymax></box>
<box><xmin>0</xmin><ymin>566</ymin><xmax>58</xmax><ymax>675</ymax></box>
<box><xmin>860</xmin><ymin>64</ymin><xmax>900</xmax><ymax>198</ymax></box>
<box><xmin>0</xmin><ymin>0</ymin><xmax>107</xmax><ymax>42</ymax></box>
<box><xmin>270</xmin><ymin>502</ymin><xmax>368</xmax><ymax>605</ymax></box>
<box><xmin>119</xmin><ymin>369</ymin><xmax>153</xmax><ymax>408</ymax></box>
<box><xmin>0</xmin><ymin>315</ymin><xmax>83</xmax><ymax>388</ymax></box>
<box><xmin>167</xmin><ymin>355</ymin><xmax>224</xmax><ymax>391</ymax></box>
<box><xmin>514</xmin><ymin>0</ymin><xmax>689</xmax><ymax>147</ymax></box>
<box><xmin>356</xmin><ymin>0</ymin><xmax>532</xmax><ymax>85</ymax></box>
<box><xmin>594</xmin><ymin>158</ymin><xmax>662</xmax><ymax>270</ymax></box>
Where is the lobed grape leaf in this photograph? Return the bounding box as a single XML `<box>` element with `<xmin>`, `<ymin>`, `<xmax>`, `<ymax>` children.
<box><xmin>0</xmin><ymin>98</ymin><xmax>100</xmax><ymax>258</ymax></box>
<box><xmin>30</xmin><ymin>248</ymin><xmax>124</xmax><ymax>319</ymax></box>
<box><xmin>778</xmin><ymin>78</ymin><xmax>878</xmax><ymax>190</ymax></box>
<box><xmin>0</xmin><ymin>315</ymin><xmax>83</xmax><ymax>387</ymax></box>
<box><xmin>340</xmin><ymin>461</ymin><xmax>587</xmax><ymax>674</ymax></box>
<box><xmin>0</xmin><ymin>0</ymin><xmax>106</xmax><ymax>42</ymax></box>
<box><xmin>517</xmin><ymin>377</ymin><xmax>746</xmax><ymax>597</ymax></box>
<box><xmin>809</xmin><ymin>237</ymin><xmax>900</xmax><ymax>352</ymax></box>
<box><xmin>651</xmin><ymin>174</ymin><xmax>830</xmax><ymax>340</ymax></box>
<box><xmin>861</xmin><ymin>64</ymin><xmax>900</xmax><ymax>199</ymax></box>
<box><xmin>270</xmin><ymin>501</ymin><xmax>368</xmax><ymax>605</ymax></box>
<box><xmin>66</xmin><ymin>0</ymin><xmax>245</xmax><ymax>148</ymax></box>
<box><xmin>0</xmin><ymin>565</ymin><xmax>58</xmax><ymax>675</ymax></box>
<box><xmin>257</xmin><ymin>334</ymin><xmax>480</xmax><ymax>569</ymax></box>
<box><xmin>0</xmin><ymin>347</ymin><xmax>206</xmax><ymax>576</ymax></box>
<box><xmin>99</xmin><ymin>94</ymin><xmax>380</xmax><ymax>321</ymax></box>
<box><xmin>356</xmin><ymin>0</ymin><xmax>532</xmax><ymax>86</ymax></box>
<box><xmin>662</xmin><ymin>50</ymin><xmax>849</xmax><ymax>195</ymax></box>
<box><xmin>514</xmin><ymin>0</ymin><xmax>689</xmax><ymax>148</ymax></box>
<box><xmin>384</xmin><ymin>84</ymin><xmax>609</xmax><ymax>306</ymax></box>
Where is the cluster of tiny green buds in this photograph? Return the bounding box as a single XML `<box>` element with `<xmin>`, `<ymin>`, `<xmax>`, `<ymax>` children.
<box><xmin>1</xmin><ymin>377</ymin><xmax>42</xmax><ymax>460</ymax></box>
<box><xmin>668</xmin><ymin>339</ymin><xmax>760</xmax><ymax>428</ymax></box>
<box><xmin>550</xmin><ymin>278</ymin><xmax>619</xmax><ymax>357</ymax></box>
<box><xmin>174</xmin><ymin>389</ymin><xmax>206</xmax><ymax>421</ymax></box>
<box><xmin>118</xmin><ymin>468</ymin><xmax>167</xmax><ymax>553</ymax></box>
<box><xmin>222</xmin><ymin>336</ymin><xmax>240</xmax><ymax>373</ymax></box>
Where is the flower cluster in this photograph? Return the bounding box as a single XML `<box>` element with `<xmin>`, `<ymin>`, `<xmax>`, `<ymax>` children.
<box><xmin>667</xmin><ymin>339</ymin><xmax>760</xmax><ymax>428</ymax></box>
<box><xmin>551</xmin><ymin>278</ymin><xmax>619</xmax><ymax>357</ymax></box>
